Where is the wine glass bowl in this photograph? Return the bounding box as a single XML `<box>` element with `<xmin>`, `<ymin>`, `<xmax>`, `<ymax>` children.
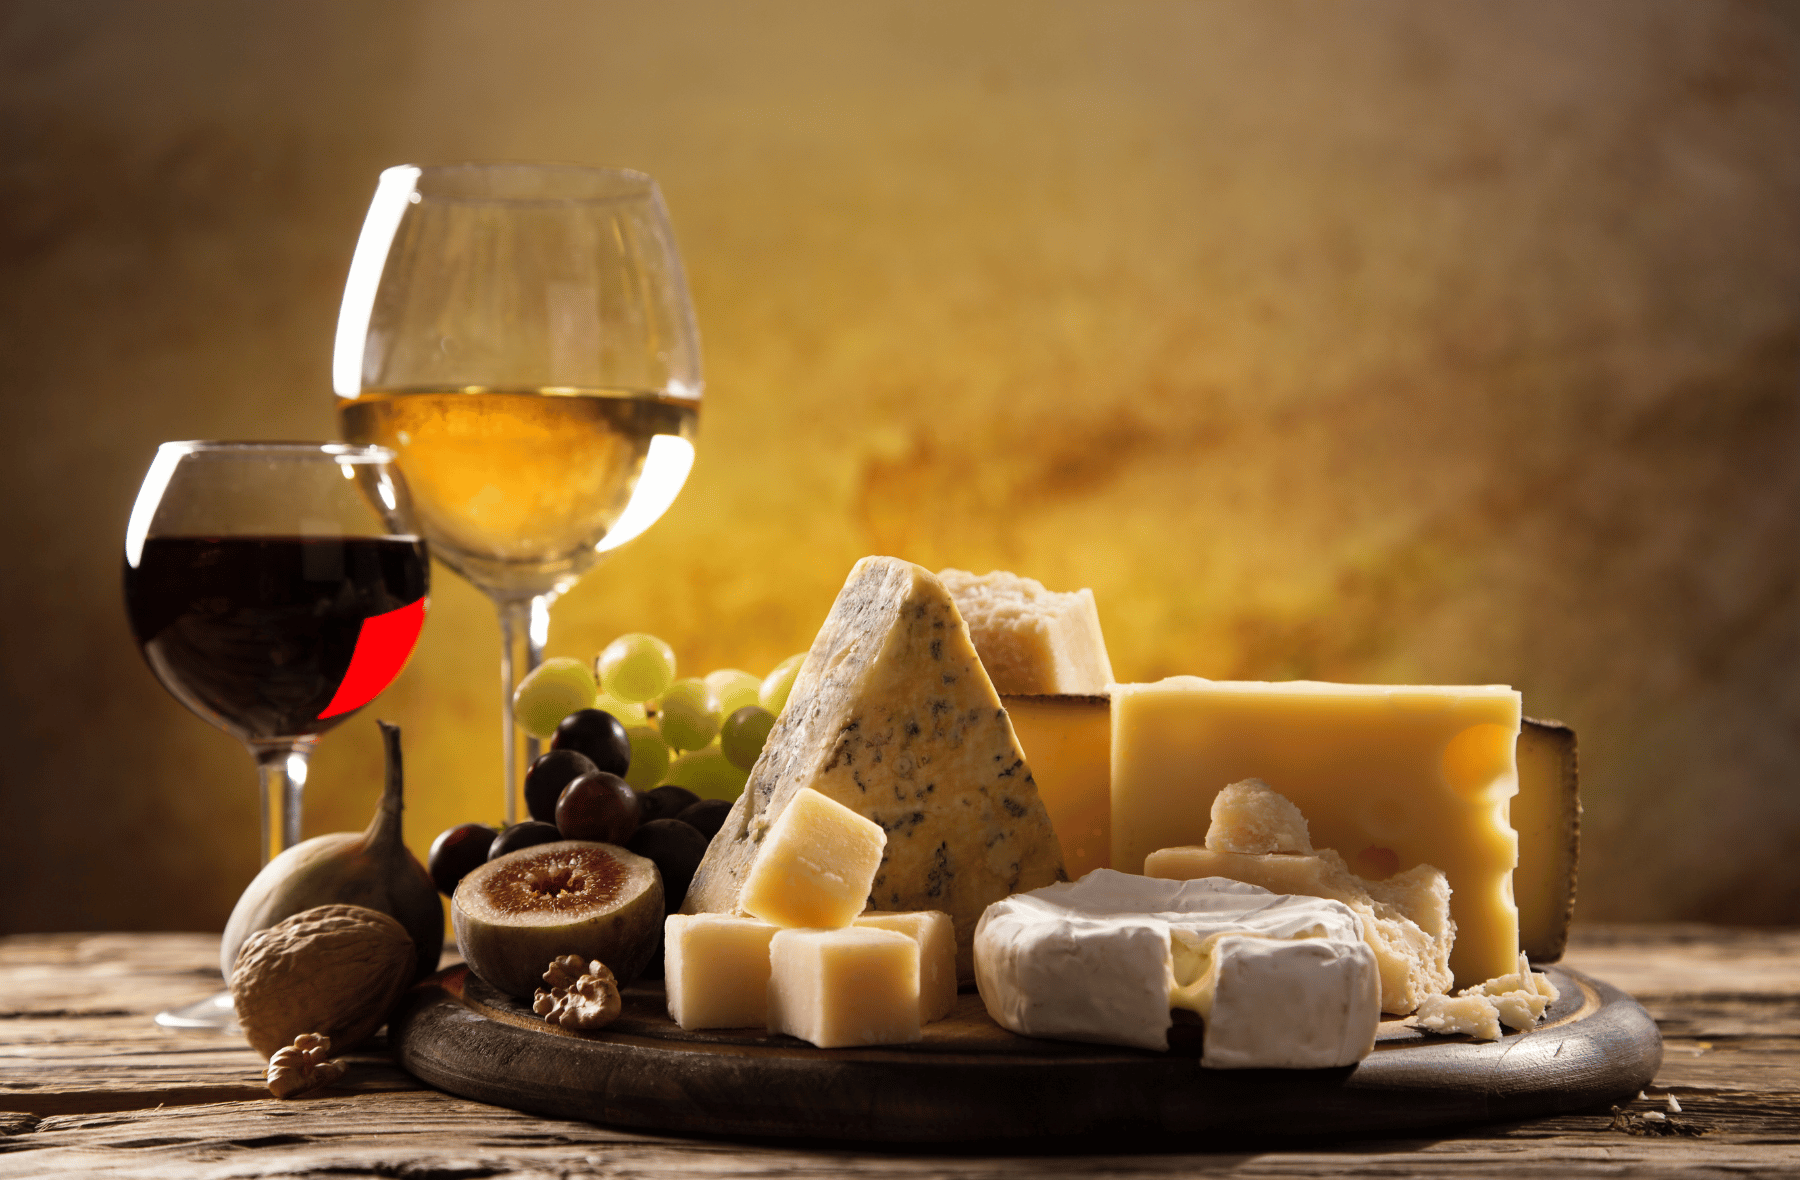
<box><xmin>334</xmin><ymin>164</ymin><xmax>703</xmax><ymax>822</ymax></box>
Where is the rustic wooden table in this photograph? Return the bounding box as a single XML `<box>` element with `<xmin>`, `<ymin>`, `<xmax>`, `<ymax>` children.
<box><xmin>2</xmin><ymin>925</ymin><xmax>1796</xmax><ymax>1177</ymax></box>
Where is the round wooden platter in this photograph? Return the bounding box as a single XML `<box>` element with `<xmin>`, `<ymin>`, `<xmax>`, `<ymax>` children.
<box><xmin>389</xmin><ymin>962</ymin><xmax>1661</xmax><ymax>1144</ymax></box>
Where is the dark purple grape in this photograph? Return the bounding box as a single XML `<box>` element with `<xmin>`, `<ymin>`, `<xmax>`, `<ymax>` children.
<box><xmin>676</xmin><ymin>798</ymin><xmax>731</xmax><ymax>840</ymax></box>
<box><xmin>551</xmin><ymin>709</ymin><xmax>632</xmax><ymax>777</ymax></box>
<box><xmin>487</xmin><ymin>820</ymin><xmax>563</xmax><ymax>861</ymax></box>
<box><xmin>524</xmin><ymin>748</ymin><xmax>598</xmax><ymax>824</ymax></box>
<box><xmin>639</xmin><ymin>784</ymin><xmax>700</xmax><ymax>823</ymax></box>
<box><xmin>627</xmin><ymin>819</ymin><xmax>709</xmax><ymax>913</ymax></box>
<box><xmin>428</xmin><ymin>822</ymin><xmax>498</xmax><ymax>895</ymax></box>
<box><xmin>556</xmin><ymin>771</ymin><xmax>642</xmax><ymax>844</ymax></box>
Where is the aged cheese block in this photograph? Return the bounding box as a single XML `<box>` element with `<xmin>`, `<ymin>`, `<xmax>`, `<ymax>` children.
<box><xmin>739</xmin><ymin>787</ymin><xmax>886</xmax><ymax>930</ymax></box>
<box><xmin>1515</xmin><ymin>718</ymin><xmax>1579</xmax><ymax>963</ymax></box>
<box><xmin>973</xmin><ymin>869</ymin><xmax>1379</xmax><ymax>1064</ymax></box>
<box><xmin>1113</xmin><ymin>678</ymin><xmax>1522</xmax><ymax>986</ymax></box>
<box><xmin>853</xmin><ymin>910</ymin><xmax>957</xmax><ymax>1023</ymax></box>
<box><xmin>1000</xmin><ymin>693</ymin><xmax>1111</xmax><ymax>878</ymax></box>
<box><xmin>767</xmin><ymin>926</ymin><xmax>922</xmax><ymax>1048</ymax></box>
<box><xmin>664</xmin><ymin>913</ymin><xmax>780</xmax><ymax>1030</ymax></box>
<box><xmin>682</xmin><ymin>556</ymin><xmax>1067</xmax><ymax>982</ymax></box>
<box><xmin>938</xmin><ymin>569</ymin><xmax>1115</xmax><ymax>694</ymax></box>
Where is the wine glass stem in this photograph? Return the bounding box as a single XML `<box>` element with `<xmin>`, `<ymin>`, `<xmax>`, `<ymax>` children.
<box><xmin>249</xmin><ymin>739</ymin><xmax>318</xmax><ymax>864</ymax></box>
<box><xmin>496</xmin><ymin>594</ymin><xmax>553</xmax><ymax>825</ymax></box>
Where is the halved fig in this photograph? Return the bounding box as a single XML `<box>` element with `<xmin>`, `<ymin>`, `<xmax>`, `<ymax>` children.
<box><xmin>451</xmin><ymin>840</ymin><xmax>662</xmax><ymax>999</ymax></box>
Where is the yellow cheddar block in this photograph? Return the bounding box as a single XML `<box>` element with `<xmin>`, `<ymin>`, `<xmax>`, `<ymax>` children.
<box><xmin>739</xmin><ymin>787</ymin><xmax>886</xmax><ymax>930</ymax></box>
<box><xmin>1000</xmin><ymin>693</ymin><xmax>1111</xmax><ymax>878</ymax></box>
<box><xmin>767</xmin><ymin>927</ymin><xmax>921</xmax><ymax>1048</ymax></box>
<box><xmin>663</xmin><ymin>913</ymin><xmax>780</xmax><ymax>1030</ymax></box>
<box><xmin>853</xmin><ymin>910</ymin><xmax>956</xmax><ymax>1023</ymax></box>
<box><xmin>1113</xmin><ymin>678</ymin><xmax>1522</xmax><ymax>987</ymax></box>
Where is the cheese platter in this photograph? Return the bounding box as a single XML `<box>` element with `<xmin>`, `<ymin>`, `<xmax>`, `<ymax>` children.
<box><xmin>389</xmin><ymin>960</ymin><xmax>1661</xmax><ymax>1143</ymax></box>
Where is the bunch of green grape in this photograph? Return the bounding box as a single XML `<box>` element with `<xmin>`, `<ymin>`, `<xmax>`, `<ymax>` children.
<box><xmin>513</xmin><ymin>634</ymin><xmax>806</xmax><ymax>801</ymax></box>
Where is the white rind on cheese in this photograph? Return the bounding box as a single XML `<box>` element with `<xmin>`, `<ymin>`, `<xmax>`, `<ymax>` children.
<box><xmin>683</xmin><ymin>557</ymin><xmax>1067</xmax><ymax>982</ymax></box>
<box><xmin>973</xmin><ymin>869</ymin><xmax>1379</xmax><ymax>1064</ymax></box>
<box><xmin>1184</xmin><ymin>933</ymin><xmax>1383</xmax><ymax>1069</ymax></box>
<box><xmin>937</xmin><ymin>568</ymin><xmax>1115</xmax><ymax>695</ymax></box>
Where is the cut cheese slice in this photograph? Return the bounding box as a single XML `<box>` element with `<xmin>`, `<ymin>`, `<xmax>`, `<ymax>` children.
<box><xmin>938</xmin><ymin>568</ymin><xmax>1114</xmax><ymax>694</ymax></box>
<box><xmin>1515</xmin><ymin>718</ymin><xmax>1579</xmax><ymax>963</ymax></box>
<box><xmin>973</xmin><ymin>869</ymin><xmax>1379</xmax><ymax>1064</ymax></box>
<box><xmin>682</xmin><ymin>556</ymin><xmax>1067</xmax><ymax>982</ymax></box>
<box><xmin>1000</xmin><ymin>693</ymin><xmax>1111</xmax><ymax>878</ymax></box>
<box><xmin>1113</xmin><ymin>677</ymin><xmax>1521</xmax><ymax>986</ymax></box>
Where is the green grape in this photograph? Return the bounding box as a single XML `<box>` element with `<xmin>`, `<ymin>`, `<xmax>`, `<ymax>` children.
<box><xmin>720</xmin><ymin>705</ymin><xmax>776</xmax><ymax>771</ymax></box>
<box><xmin>662</xmin><ymin>746</ymin><xmax>751</xmax><ymax>801</ymax></box>
<box><xmin>657</xmin><ymin>678</ymin><xmax>719</xmax><ymax>751</ymax></box>
<box><xmin>593</xmin><ymin>689</ymin><xmax>648</xmax><ymax>728</ymax></box>
<box><xmin>704</xmin><ymin>668</ymin><xmax>762</xmax><ymax>719</ymax></box>
<box><xmin>512</xmin><ymin>657</ymin><xmax>598</xmax><ymax>739</ymax></box>
<box><xmin>759</xmin><ymin>653</ymin><xmax>806</xmax><ymax>715</ymax></box>
<box><xmin>598</xmin><ymin>632</ymin><xmax>677</xmax><ymax>703</ymax></box>
<box><xmin>623</xmin><ymin>725</ymin><xmax>672</xmax><ymax>792</ymax></box>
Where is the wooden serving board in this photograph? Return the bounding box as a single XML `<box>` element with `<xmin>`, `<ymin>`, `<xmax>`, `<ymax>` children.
<box><xmin>389</xmin><ymin>962</ymin><xmax>1661</xmax><ymax>1144</ymax></box>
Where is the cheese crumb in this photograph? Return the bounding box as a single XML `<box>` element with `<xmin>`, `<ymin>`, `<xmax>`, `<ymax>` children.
<box><xmin>1205</xmin><ymin>778</ymin><xmax>1314</xmax><ymax>855</ymax></box>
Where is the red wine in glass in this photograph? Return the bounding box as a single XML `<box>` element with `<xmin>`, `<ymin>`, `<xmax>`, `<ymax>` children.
<box><xmin>125</xmin><ymin>535</ymin><xmax>428</xmax><ymax>740</ymax></box>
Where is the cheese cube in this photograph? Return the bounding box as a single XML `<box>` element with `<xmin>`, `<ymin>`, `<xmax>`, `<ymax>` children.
<box><xmin>767</xmin><ymin>927</ymin><xmax>922</xmax><ymax>1048</ymax></box>
<box><xmin>664</xmin><ymin>914</ymin><xmax>780</xmax><ymax>1030</ymax></box>
<box><xmin>1113</xmin><ymin>677</ymin><xmax>1522</xmax><ymax>986</ymax></box>
<box><xmin>937</xmin><ymin>568</ymin><xmax>1115</xmax><ymax>694</ymax></box>
<box><xmin>1002</xmin><ymin>693</ymin><xmax>1112</xmax><ymax>877</ymax></box>
<box><xmin>853</xmin><ymin>910</ymin><xmax>956</xmax><ymax>1023</ymax></box>
<box><xmin>684</xmin><ymin>557</ymin><xmax>1067</xmax><ymax>983</ymax></box>
<box><xmin>739</xmin><ymin>787</ymin><xmax>886</xmax><ymax>930</ymax></box>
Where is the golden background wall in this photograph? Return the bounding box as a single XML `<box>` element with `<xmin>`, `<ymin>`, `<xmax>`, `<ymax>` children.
<box><xmin>4</xmin><ymin>1</ymin><xmax>1797</xmax><ymax>932</ymax></box>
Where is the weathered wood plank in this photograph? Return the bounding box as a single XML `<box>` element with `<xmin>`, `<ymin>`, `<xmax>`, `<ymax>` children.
<box><xmin>2</xmin><ymin>928</ymin><xmax>1798</xmax><ymax>1178</ymax></box>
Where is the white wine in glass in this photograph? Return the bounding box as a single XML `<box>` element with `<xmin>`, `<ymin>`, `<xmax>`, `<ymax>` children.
<box><xmin>333</xmin><ymin>165</ymin><xmax>702</xmax><ymax>823</ymax></box>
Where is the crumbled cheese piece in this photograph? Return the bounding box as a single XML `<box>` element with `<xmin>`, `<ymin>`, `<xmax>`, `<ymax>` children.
<box><xmin>1409</xmin><ymin>952</ymin><xmax>1560</xmax><ymax>1040</ymax></box>
<box><xmin>937</xmin><ymin>568</ymin><xmax>1114</xmax><ymax>694</ymax></box>
<box><xmin>1205</xmin><ymin>778</ymin><xmax>1314</xmax><ymax>855</ymax></box>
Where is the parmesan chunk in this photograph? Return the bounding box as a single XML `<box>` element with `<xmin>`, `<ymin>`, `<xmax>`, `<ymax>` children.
<box><xmin>937</xmin><ymin>568</ymin><xmax>1114</xmax><ymax>694</ymax></box>
<box><xmin>1206</xmin><ymin>778</ymin><xmax>1314</xmax><ymax>855</ymax></box>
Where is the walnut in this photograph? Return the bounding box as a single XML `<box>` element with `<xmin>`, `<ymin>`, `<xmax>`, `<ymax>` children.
<box><xmin>230</xmin><ymin>904</ymin><xmax>417</xmax><ymax>1060</ymax></box>
<box><xmin>533</xmin><ymin>955</ymin><xmax>621</xmax><ymax>1030</ymax></box>
<box><xmin>266</xmin><ymin>1033</ymin><xmax>348</xmax><ymax>1098</ymax></box>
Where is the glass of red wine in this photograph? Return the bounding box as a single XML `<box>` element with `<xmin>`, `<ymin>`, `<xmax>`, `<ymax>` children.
<box><xmin>124</xmin><ymin>441</ymin><xmax>428</xmax><ymax>1028</ymax></box>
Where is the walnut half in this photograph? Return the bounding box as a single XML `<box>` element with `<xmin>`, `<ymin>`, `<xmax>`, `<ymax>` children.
<box><xmin>266</xmin><ymin>1033</ymin><xmax>348</xmax><ymax>1098</ymax></box>
<box><xmin>533</xmin><ymin>955</ymin><xmax>621</xmax><ymax>1030</ymax></box>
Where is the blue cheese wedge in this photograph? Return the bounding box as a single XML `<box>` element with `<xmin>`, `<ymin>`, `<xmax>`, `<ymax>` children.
<box><xmin>681</xmin><ymin>556</ymin><xmax>1067</xmax><ymax>981</ymax></box>
<box><xmin>974</xmin><ymin>870</ymin><xmax>1381</xmax><ymax>1067</ymax></box>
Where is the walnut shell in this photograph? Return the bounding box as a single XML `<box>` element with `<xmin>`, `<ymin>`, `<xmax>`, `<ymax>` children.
<box><xmin>230</xmin><ymin>904</ymin><xmax>415</xmax><ymax>1060</ymax></box>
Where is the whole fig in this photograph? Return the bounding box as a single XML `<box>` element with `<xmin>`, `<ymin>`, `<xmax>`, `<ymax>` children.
<box><xmin>220</xmin><ymin>722</ymin><xmax>444</xmax><ymax>984</ymax></box>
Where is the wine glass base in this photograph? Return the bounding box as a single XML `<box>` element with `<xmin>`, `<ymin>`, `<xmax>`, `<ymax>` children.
<box><xmin>154</xmin><ymin>988</ymin><xmax>239</xmax><ymax>1033</ymax></box>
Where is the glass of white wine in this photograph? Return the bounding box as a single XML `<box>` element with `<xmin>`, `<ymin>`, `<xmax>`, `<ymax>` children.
<box><xmin>333</xmin><ymin>164</ymin><xmax>701</xmax><ymax>823</ymax></box>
